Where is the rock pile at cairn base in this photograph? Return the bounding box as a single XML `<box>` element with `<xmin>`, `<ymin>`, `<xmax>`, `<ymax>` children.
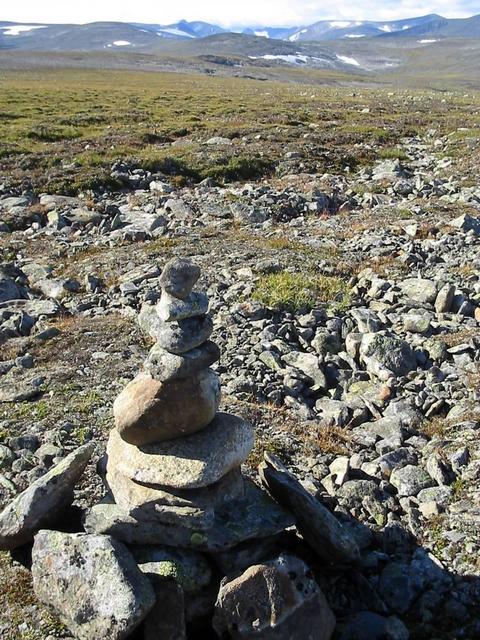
<box><xmin>88</xmin><ymin>257</ymin><xmax>293</xmax><ymax>551</ymax></box>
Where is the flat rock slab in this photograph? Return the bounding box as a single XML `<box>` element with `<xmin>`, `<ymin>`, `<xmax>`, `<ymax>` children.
<box><xmin>108</xmin><ymin>412</ymin><xmax>254</xmax><ymax>489</ymax></box>
<box><xmin>0</xmin><ymin>298</ymin><xmax>60</xmax><ymax>318</ymax></box>
<box><xmin>157</xmin><ymin>290</ymin><xmax>209</xmax><ymax>322</ymax></box>
<box><xmin>84</xmin><ymin>481</ymin><xmax>294</xmax><ymax>552</ymax></box>
<box><xmin>0</xmin><ymin>380</ymin><xmax>43</xmax><ymax>402</ymax></box>
<box><xmin>113</xmin><ymin>369</ymin><xmax>220</xmax><ymax>446</ymax></box>
<box><xmin>0</xmin><ymin>443</ymin><xmax>94</xmax><ymax>550</ymax></box>
<box><xmin>259</xmin><ymin>453</ymin><xmax>360</xmax><ymax>564</ymax></box>
<box><xmin>32</xmin><ymin>530</ymin><xmax>155</xmax><ymax>640</ymax></box>
<box><xmin>107</xmin><ymin>467</ymin><xmax>244</xmax><ymax>519</ymax></box>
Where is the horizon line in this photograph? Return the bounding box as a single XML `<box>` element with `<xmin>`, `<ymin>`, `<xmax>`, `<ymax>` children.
<box><xmin>0</xmin><ymin>12</ymin><xmax>478</xmax><ymax>30</ymax></box>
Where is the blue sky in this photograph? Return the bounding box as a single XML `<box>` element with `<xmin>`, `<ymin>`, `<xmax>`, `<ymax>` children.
<box><xmin>1</xmin><ymin>0</ymin><xmax>478</xmax><ymax>27</ymax></box>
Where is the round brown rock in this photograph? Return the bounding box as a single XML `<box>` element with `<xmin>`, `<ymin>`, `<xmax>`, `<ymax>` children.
<box><xmin>113</xmin><ymin>370</ymin><xmax>220</xmax><ymax>446</ymax></box>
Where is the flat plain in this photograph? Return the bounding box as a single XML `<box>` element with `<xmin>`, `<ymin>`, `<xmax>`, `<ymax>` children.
<box><xmin>1</xmin><ymin>62</ymin><xmax>480</xmax><ymax>640</ymax></box>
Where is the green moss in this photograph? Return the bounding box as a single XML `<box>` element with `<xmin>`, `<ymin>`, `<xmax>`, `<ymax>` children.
<box><xmin>190</xmin><ymin>532</ymin><xmax>207</xmax><ymax>546</ymax></box>
<box><xmin>155</xmin><ymin>560</ymin><xmax>185</xmax><ymax>582</ymax></box>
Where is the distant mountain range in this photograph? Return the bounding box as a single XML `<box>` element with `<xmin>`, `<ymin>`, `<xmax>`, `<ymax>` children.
<box><xmin>0</xmin><ymin>13</ymin><xmax>480</xmax><ymax>52</ymax></box>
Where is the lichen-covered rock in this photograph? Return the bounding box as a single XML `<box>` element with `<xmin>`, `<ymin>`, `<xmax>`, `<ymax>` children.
<box><xmin>132</xmin><ymin>545</ymin><xmax>212</xmax><ymax>594</ymax></box>
<box><xmin>113</xmin><ymin>369</ymin><xmax>220</xmax><ymax>446</ymax></box>
<box><xmin>360</xmin><ymin>333</ymin><xmax>417</xmax><ymax>380</ymax></box>
<box><xmin>390</xmin><ymin>465</ymin><xmax>435</xmax><ymax>497</ymax></box>
<box><xmin>0</xmin><ymin>443</ymin><xmax>93</xmax><ymax>550</ymax></box>
<box><xmin>155</xmin><ymin>315</ymin><xmax>214</xmax><ymax>355</ymax></box>
<box><xmin>159</xmin><ymin>258</ymin><xmax>200</xmax><ymax>300</ymax></box>
<box><xmin>144</xmin><ymin>341</ymin><xmax>220</xmax><ymax>382</ymax></box>
<box><xmin>213</xmin><ymin>554</ymin><xmax>336</xmax><ymax>640</ymax></box>
<box><xmin>32</xmin><ymin>530</ymin><xmax>155</xmax><ymax>640</ymax></box>
<box><xmin>400</xmin><ymin>278</ymin><xmax>437</xmax><ymax>304</ymax></box>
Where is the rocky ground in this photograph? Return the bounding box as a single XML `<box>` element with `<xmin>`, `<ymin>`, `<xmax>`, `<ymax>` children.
<box><xmin>0</xmin><ymin>87</ymin><xmax>480</xmax><ymax>640</ymax></box>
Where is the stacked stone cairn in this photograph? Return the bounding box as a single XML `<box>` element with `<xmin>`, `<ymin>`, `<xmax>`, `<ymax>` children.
<box><xmin>86</xmin><ymin>258</ymin><xmax>293</xmax><ymax>552</ymax></box>
<box><xmin>0</xmin><ymin>258</ymin><xmax>341</xmax><ymax>639</ymax></box>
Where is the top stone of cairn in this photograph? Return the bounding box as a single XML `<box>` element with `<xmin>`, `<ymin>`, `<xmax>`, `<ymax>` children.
<box><xmin>158</xmin><ymin>258</ymin><xmax>201</xmax><ymax>301</ymax></box>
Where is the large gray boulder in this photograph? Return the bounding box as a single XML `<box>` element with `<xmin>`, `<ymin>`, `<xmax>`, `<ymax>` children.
<box><xmin>32</xmin><ymin>530</ymin><xmax>155</xmax><ymax>640</ymax></box>
<box><xmin>399</xmin><ymin>278</ymin><xmax>437</xmax><ymax>304</ymax></box>
<box><xmin>213</xmin><ymin>554</ymin><xmax>335</xmax><ymax>640</ymax></box>
<box><xmin>259</xmin><ymin>453</ymin><xmax>359</xmax><ymax>564</ymax></box>
<box><xmin>0</xmin><ymin>443</ymin><xmax>94</xmax><ymax>550</ymax></box>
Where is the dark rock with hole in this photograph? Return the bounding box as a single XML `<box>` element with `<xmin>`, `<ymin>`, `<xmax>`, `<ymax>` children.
<box><xmin>213</xmin><ymin>554</ymin><xmax>336</xmax><ymax>640</ymax></box>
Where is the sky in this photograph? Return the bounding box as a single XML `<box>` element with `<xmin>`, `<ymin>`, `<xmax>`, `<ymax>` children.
<box><xmin>1</xmin><ymin>0</ymin><xmax>478</xmax><ymax>28</ymax></box>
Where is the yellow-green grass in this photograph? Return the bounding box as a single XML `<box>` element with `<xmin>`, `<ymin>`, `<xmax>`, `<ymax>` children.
<box><xmin>1</xmin><ymin>68</ymin><xmax>479</xmax><ymax>194</ymax></box>
<box><xmin>252</xmin><ymin>271</ymin><xmax>350</xmax><ymax>312</ymax></box>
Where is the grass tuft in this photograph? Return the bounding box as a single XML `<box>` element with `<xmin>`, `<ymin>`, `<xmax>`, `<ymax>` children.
<box><xmin>252</xmin><ymin>271</ymin><xmax>350</xmax><ymax>312</ymax></box>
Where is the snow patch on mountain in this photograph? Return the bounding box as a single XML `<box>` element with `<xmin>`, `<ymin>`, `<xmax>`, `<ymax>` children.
<box><xmin>289</xmin><ymin>28</ymin><xmax>307</xmax><ymax>42</ymax></box>
<box><xmin>249</xmin><ymin>53</ymin><xmax>328</xmax><ymax>65</ymax></box>
<box><xmin>106</xmin><ymin>41</ymin><xmax>132</xmax><ymax>47</ymax></box>
<box><xmin>336</xmin><ymin>54</ymin><xmax>361</xmax><ymax>67</ymax></box>
<box><xmin>1</xmin><ymin>25</ymin><xmax>46</xmax><ymax>36</ymax></box>
<box><xmin>158</xmin><ymin>28</ymin><xmax>195</xmax><ymax>38</ymax></box>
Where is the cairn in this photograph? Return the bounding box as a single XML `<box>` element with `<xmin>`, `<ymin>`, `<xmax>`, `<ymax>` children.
<box><xmin>86</xmin><ymin>258</ymin><xmax>292</xmax><ymax>551</ymax></box>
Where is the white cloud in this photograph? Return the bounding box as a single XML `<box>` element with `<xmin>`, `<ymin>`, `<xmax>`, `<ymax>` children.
<box><xmin>0</xmin><ymin>0</ymin><xmax>476</xmax><ymax>27</ymax></box>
